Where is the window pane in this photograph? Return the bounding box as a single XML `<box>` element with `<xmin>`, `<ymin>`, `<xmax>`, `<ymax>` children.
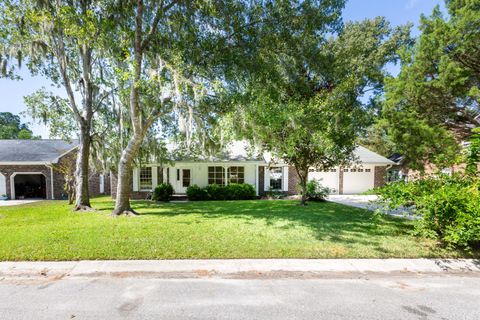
<box><xmin>139</xmin><ymin>167</ymin><xmax>152</xmax><ymax>190</ymax></box>
<box><xmin>269</xmin><ymin>167</ymin><xmax>283</xmax><ymax>190</ymax></box>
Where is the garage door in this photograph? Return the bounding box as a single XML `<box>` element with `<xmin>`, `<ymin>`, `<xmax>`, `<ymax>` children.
<box><xmin>0</xmin><ymin>173</ymin><xmax>6</xmax><ymax>197</ymax></box>
<box><xmin>342</xmin><ymin>166</ymin><xmax>374</xmax><ymax>194</ymax></box>
<box><xmin>308</xmin><ymin>168</ymin><xmax>339</xmax><ymax>194</ymax></box>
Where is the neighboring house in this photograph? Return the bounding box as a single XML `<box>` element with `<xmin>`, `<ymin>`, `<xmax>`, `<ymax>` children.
<box><xmin>0</xmin><ymin>140</ymin><xmax>109</xmax><ymax>200</ymax></box>
<box><xmin>111</xmin><ymin>144</ymin><xmax>394</xmax><ymax>198</ymax></box>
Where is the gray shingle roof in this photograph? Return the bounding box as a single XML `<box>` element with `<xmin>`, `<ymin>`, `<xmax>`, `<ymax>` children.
<box><xmin>354</xmin><ymin>146</ymin><xmax>395</xmax><ymax>164</ymax></box>
<box><xmin>0</xmin><ymin>140</ymin><xmax>78</xmax><ymax>163</ymax></box>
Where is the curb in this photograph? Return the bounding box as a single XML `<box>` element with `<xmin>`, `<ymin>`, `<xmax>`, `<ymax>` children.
<box><xmin>1</xmin><ymin>259</ymin><xmax>479</xmax><ymax>280</ymax></box>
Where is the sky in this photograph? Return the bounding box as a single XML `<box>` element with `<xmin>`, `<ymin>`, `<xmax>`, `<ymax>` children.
<box><xmin>0</xmin><ymin>0</ymin><xmax>445</xmax><ymax>138</ymax></box>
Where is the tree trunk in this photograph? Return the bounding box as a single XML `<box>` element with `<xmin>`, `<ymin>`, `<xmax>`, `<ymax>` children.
<box><xmin>295</xmin><ymin>166</ymin><xmax>309</xmax><ymax>206</ymax></box>
<box><xmin>111</xmin><ymin>134</ymin><xmax>143</xmax><ymax>216</ymax></box>
<box><xmin>73</xmin><ymin>125</ymin><xmax>93</xmax><ymax>211</ymax></box>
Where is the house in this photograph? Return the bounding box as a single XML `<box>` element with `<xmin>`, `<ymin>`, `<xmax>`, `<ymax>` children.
<box><xmin>0</xmin><ymin>140</ymin><xmax>109</xmax><ymax>200</ymax></box>
<box><xmin>111</xmin><ymin>143</ymin><xmax>394</xmax><ymax>198</ymax></box>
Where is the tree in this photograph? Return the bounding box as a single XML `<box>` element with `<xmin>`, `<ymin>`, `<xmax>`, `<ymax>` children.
<box><xmin>234</xmin><ymin>15</ymin><xmax>409</xmax><ymax>205</ymax></box>
<box><xmin>0</xmin><ymin>0</ymin><xmax>111</xmax><ymax>211</ymax></box>
<box><xmin>0</xmin><ymin>112</ymin><xmax>38</xmax><ymax>139</ymax></box>
<box><xmin>52</xmin><ymin>151</ymin><xmax>77</xmax><ymax>204</ymax></box>
<box><xmin>381</xmin><ymin>0</ymin><xmax>480</xmax><ymax>171</ymax></box>
<box><xmin>108</xmin><ymin>0</ymin><xmax>267</xmax><ymax>215</ymax></box>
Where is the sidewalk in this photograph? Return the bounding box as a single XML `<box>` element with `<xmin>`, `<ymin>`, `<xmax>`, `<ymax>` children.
<box><xmin>1</xmin><ymin>259</ymin><xmax>479</xmax><ymax>280</ymax></box>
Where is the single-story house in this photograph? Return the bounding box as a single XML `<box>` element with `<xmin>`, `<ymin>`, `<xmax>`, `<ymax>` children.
<box><xmin>0</xmin><ymin>140</ymin><xmax>109</xmax><ymax>200</ymax></box>
<box><xmin>112</xmin><ymin>143</ymin><xmax>395</xmax><ymax>199</ymax></box>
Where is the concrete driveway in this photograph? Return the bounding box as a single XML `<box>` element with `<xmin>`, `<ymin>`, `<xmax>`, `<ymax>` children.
<box><xmin>0</xmin><ymin>200</ymin><xmax>41</xmax><ymax>207</ymax></box>
<box><xmin>327</xmin><ymin>194</ymin><xmax>414</xmax><ymax>218</ymax></box>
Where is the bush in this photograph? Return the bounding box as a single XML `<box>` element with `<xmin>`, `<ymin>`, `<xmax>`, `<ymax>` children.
<box><xmin>152</xmin><ymin>183</ymin><xmax>174</xmax><ymax>202</ymax></box>
<box><xmin>306</xmin><ymin>180</ymin><xmax>330</xmax><ymax>202</ymax></box>
<box><xmin>224</xmin><ymin>183</ymin><xmax>256</xmax><ymax>200</ymax></box>
<box><xmin>186</xmin><ymin>184</ymin><xmax>209</xmax><ymax>201</ymax></box>
<box><xmin>376</xmin><ymin>174</ymin><xmax>480</xmax><ymax>249</ymax></box>
<box><xmin>187</xmin><ymin>183</ymin><xmax>256</xmax><ymax>201</ymax></box>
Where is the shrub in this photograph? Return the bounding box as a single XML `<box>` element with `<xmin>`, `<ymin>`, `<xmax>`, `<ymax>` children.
<box><xmin>186</xmin><ymin>185</ymin><xmax>209</xmax><ymax>201</ymax></box>
<box><xmin>305</xmin><ymin>180</ymin><xmax>330</xmax><ymax>202</ymax></box>
<box><xmin>265</xmin><ymin>188</ymin><xmax>286</xmax><ymax>199</ymax></box>
<box><xmin>205</xmin><ymin>184</ymin><xmax>227</xmax><ymax>200</ymax></box>
<box><xmin>152</xmin><ymin>183</ymin><xmax>174</xmax><ymax>202</ymax></box>
<box><xmin>376</xmin><ymin>174</ymin><xmax>480</xmax><ymax>248</ymax></box>
<box><xmin>187</xmin><ymin>183</ymin><xmax>256</xmax><ymax>201</ymax></box>
<box><xmin>224</xmin><ymin>183</ymin><xmax>256</xmax><ymax>200</ymax></box>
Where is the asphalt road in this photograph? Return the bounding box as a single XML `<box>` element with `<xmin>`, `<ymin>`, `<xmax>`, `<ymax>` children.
<box><xmin>1</xmin><ymin>274</ymin><xmax>479</xmax><ymax>319</ymax></box>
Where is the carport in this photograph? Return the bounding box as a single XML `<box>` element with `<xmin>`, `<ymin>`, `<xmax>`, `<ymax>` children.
<box><xmin>12</xmin><ymin>173</ymin><xmax>47</xmax><ymax>199</ymax></box>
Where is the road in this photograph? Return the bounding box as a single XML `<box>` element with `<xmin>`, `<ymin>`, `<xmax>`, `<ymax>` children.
<box><xmin>1</xmin><ymin>274</ymin><xmax>479</xmax><ymax>319</ymax></box>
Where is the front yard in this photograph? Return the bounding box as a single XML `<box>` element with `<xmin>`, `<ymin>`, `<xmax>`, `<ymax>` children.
<box><xmin>0</xmin><ymin>196</ymin><xmax>475</xmax><ymax>260</ymax></box>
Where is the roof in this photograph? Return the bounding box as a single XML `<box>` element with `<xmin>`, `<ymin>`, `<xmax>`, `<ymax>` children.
<box><xmin>0</xmin><ymin>140</ymin><xmax>78</xmax><ymax>164</ymax></box>
<box><xmin>354</xmin><ymin>146</ymin><xmax>395</xmax><ymax>164</ymax></box>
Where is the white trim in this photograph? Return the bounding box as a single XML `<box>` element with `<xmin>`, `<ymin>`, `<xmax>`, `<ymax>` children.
<box><xmin>282</xmin><ymin>167</ymin><xmax>289</xmax><ymax>192</ymax></box>
<box><xmin>255</xmin><ymin>164</ymin><xmax>259</xmax><ymax>196</ymax></box>
<box><xmin>152</xmin><ymin>166</ymin><xmax>158</xmax><ymax>187</ymax></box>
<box><xmin>0</xmin><ymin>172</ymin><xmax>6</xmax><ymax>197</ymax></box>
<box><xmin>9</xmin><ymin>172</ymin><xmax>47</xmax><ymax>200</ymax></box>
<box><xmin>99</xmin><ymin>174</ymin><xmax>105</xmax><ymax>194</ymax></box>
<box><xmin>132</xmin><ymin>168</ymin><xmax>139</xmax><ymax>192</ymax></box>
<box><xmin>52</xmin><ymin>145</ymin><xmax>79</xmax><ymax>164</ymax></box>
<box><xmin>264</xmin><ymin>167</ymin><xmax>270</xmax><ymax>192</ymax></box>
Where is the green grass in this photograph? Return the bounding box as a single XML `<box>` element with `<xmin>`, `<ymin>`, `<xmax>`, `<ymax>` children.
<box><xmin>0</xmin><ymin>196</ymin><xmax>475</xmax><ymax>261</ymax></box>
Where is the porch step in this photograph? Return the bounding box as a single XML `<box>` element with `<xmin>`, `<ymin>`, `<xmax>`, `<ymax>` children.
<box><xmin>171</xmin><ymin>194</ymin><xmax>188</xmax><ymax>201</ymax></box>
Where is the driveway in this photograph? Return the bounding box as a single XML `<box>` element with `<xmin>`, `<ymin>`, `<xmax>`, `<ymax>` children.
<box><xmin>327</xmin><ymin>194</ymin><xmax>414</xmax><ymax>218</ymax></box>
<box><xmin>0</xmin><ymin>200</ymin><xmax>41</xmax><ymax>207</ymax></box>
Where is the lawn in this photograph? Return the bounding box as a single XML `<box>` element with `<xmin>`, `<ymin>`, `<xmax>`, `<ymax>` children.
<box><xmin>0</xmin><ymin>196</ymin><xmax>475</xmax><ymax>260</ymax></box>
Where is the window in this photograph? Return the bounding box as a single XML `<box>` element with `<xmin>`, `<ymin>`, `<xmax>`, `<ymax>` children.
<box><xmin>269</xmin><ymin>167</ymin><xmax>283</xmax><ymax>190</ymax></box>
<box><xmin>177</xmin><ymin>169</ymin><xmax>180</xmax><ymax>181</ymax></box>
<box><xmin>330</xmin><ymin>169</ymin><xmax>337</xmax><ymax>172</ymax></box>
<box><xmin>358</xmin><ymin>168</ymin><xmax>364</xmax><ymax>172</ymax></box>
<box><xmin>139</xmin><ymin>167</ymin><xmax>152</xmax><ymax>190</ymax></box>
<box><xmin>343</xmin><ymin>168</ymin><xmax>349</xmax><ymax>172</ymax></box>
<box><xmin>227</xmin><ymin>166</ymin><xmax>244</xmax><ymax>184</ymax></box>
<box><xmin>208</xmin><ymin>166</ymin><xmax>225</xmax><ymax>185</ymax></box>
<box><xmin>182</xmin><ymin>169</ymin><xmax>191</xmax><ymax>187</ymax></box>
<box><xmin>365</xmin><ymin>168</ymin><xmax>371</xmax><ymax>173</ymax></box>
<box><xmin>351</xmin><ymin>168</ymin><xmax>357</xmax><ymax>172</ymax></box>
<box><xmin>308</xmin><ymin>168</ymin><xmax>315</xmax><ymax>173</ymax></box>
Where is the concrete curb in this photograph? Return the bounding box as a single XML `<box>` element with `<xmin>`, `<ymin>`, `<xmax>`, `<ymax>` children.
<box><xmin>1</xmin><ymin>259</ymin><xmax>479</xmax><ymax>279</ymax></box>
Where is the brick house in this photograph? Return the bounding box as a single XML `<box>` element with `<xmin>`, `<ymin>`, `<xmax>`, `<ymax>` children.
<box><xmin>111</xmin><ymin>143</ymin><xmax>394</xmax><ymax>198</ymax></box>
<box><xmin>0</xmin><ymin>140</ymin><xmax>109</xmax><ymax>200</ymax></box>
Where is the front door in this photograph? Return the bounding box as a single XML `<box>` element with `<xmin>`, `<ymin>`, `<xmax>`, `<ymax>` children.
<box><xmin>175</xmin><ymin>168</ymin><xmax>192</xmax><ymax>194</ymax></box>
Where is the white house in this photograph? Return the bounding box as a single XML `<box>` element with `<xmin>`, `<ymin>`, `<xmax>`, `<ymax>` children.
<box><xmin>112</xmin><ymin>143</ymin><xmax>394</xmax><ymax>198</ymax></box>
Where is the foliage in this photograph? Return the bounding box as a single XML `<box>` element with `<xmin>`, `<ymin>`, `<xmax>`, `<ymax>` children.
<box><xmin>52</xmin><ymin>151</ymin><xmax>77</xmax><ymax>205</ymax></box>
<box><xmin>232</xmin><ymin>15</ymin><xmax>410</xmax><ymax>205</ymax></box>
<box><xmin>187</xmin><ymin>184</ymin><xmax>255</xmax><ymax>201</ymax></box>
<box><xmin>186</xmin><ymin>185</ymin><xmax>209</xmax><ymax>201</ymax></box>
<box><xmin>0</xmin><ymin>112</ymin><xmax>38</xmax><ymax>139</ymax></box>
<box><xmin>152</xmin><ymin>183</ymin><xmax>174</xmax><ymax>202</ymax></box>
<box><xmin>465</xmin><ymin>128</ymin><xmax>480</xmax><ymax>176</ymax></box>
<box><xmin>265</xmin><ymin>188</ymin><xmax>287</xmax><ymax>200</ymax></box>
<box><xmin>0</xmin><ymin>196</ymin><xmax>475</xmax><ymax>260</ymax></box>
<box><xmin>376</xmin><ymin>174</ymin><xmax>480</xmax><ymax>248</ymax></box>
<box><xmin>305</xmin><ymin>180</ymin><xmax>330</xmax><ymax>202</ymax></box>
<box><xmin>380</xmin><ymin>0</ymin><xmax>480</xmax><ymax>171</ymax></box>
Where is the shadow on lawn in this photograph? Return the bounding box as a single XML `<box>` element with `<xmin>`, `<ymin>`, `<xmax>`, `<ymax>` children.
<box><xmin>130</xmin><ymin>200</ymin><xmax>414</xmax><ymax>246</ymax></box>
